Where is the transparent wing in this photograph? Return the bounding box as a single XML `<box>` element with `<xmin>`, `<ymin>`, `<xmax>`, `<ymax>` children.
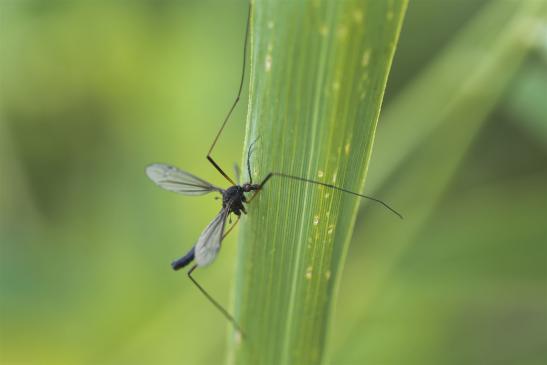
<box><xmin>194</xmin><ymin>208</ymin><xmax>230</xmax><ymax>267</ymax></box>
<box><xmin>146</xmin><ymin>163</ymin><xmax>223</xmax><ymax>196</ymax></box>
<box><xmin>233</xmin><ymin>163</ymin><xmax>241</xmax><ymax>183</ymax></box>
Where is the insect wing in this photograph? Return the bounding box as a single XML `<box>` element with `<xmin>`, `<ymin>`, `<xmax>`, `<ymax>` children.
<box><xmin>194</xmin><ymin>209</ymin><xmax>230</xmax><ymax>267</ymax></box>
<box><xmin>146</xmin><ymin>163</ymin><xmax>222</xmax><ymax>195</ymax></box>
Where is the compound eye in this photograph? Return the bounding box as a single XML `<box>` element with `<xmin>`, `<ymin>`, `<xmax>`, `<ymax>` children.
<box><xmin>242</xmin><ymin>183</ymin><xmax>251</xmax><ymax>192</ymax></box>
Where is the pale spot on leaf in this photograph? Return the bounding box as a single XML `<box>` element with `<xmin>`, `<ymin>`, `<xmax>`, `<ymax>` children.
<box><xmin>313</xmin><ymin>215</ymin><xmax>320</xmax><ymax>225</ymax></box>
<box><xmin>353</xmin><ymin>9</ymin><xmax>363</xmax><ymax>23</ymax></box>
<box><xmin>306</xmin><ymin>266</ymin><xmax>313</xmax><ymax>280</ymax></box>
<box><xmin>265</xmin><ymin>54</ymin><xmax>272</xmax><ymax>72</ymax></box>
<box><xmin>362</xmin><ymin>49</ymin><xmax>371</xmax><ymax>67</ymax></box>
<box><xmin>337</xmin><ymin>24</ymin><xmax>348</xmax><ymax>39</ymax></box>
<box><xmin>319</xmin><ymin>24</ymin><xmax>329</xmax><ymax>36</ymax></box>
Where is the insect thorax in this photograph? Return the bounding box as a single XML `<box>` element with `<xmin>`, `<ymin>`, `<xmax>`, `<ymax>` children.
<box><xmin>223</xmin><ymin>185</ymin><xmax>246</xmax><ymax>215</ymax></box>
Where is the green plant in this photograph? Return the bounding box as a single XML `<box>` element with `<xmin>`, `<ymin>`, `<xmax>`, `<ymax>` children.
<box><xmin>229</xmin><ymin>1</ymin><xmax>408</xmax><ymax>364</ymax></box>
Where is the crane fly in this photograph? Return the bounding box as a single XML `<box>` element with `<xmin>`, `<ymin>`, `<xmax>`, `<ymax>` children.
<box><xmin>146</xmin><ymin>2</ymin><xmax>402</xmax><ymax>337</ymax></box>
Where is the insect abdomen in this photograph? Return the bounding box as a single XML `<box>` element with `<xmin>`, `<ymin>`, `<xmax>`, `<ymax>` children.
<box><xmin>171</xmin><ymin>246</ymin><xmax>195</xmax><ymax>270</ymax></box>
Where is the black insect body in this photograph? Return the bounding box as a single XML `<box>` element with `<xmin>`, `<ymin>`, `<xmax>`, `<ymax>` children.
<box><xmin>222</xmin><ymin>184</ymin><xmax>259</xmax><ymax>216</ymax></box>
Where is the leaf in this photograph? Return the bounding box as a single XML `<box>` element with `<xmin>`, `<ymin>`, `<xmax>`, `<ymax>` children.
<box><xmin>228</xmin><ymin>1</ymin><xmax>408</xmax><ymax>364</ymax></box>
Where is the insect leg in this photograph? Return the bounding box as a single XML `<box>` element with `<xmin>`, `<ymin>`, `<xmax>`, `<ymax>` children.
<box><xmin>257</xmin><ymin>172</ymin><xmax>403</xmax><ymax>219</ymax></box>
<box><xmin>206</xmin><ymin>157</ymin><xmax>236</xmax><ymax>185</ymax></box>
<box><xmin>206</xmin><ymin>2</ymin><xmax>251</xmax><ymax>185</ymax></box>
<box><xmin>187</xmin><ymin>264</ymin><xmax>245</xmax><ymax>336</ymax></box>
<box><xmin>223</xmin><ymin>215</ymin><xmax>241</xmax><ymax>239</ymax></box>
<box><xmin>246</xmin><ymin>190</ymin><xmax>262</xmax><ymax>204</ymax></box>
<box><xmin>243</xmin><ymin>171</ymin><xmax>272</xmax><ymax>204</ymax></box>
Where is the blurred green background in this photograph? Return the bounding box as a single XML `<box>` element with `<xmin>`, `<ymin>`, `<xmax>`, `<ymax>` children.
<box><xmin>0</xmin><ymin>1</ymin><xmax>545</xmax><ymax>365</ymax></box>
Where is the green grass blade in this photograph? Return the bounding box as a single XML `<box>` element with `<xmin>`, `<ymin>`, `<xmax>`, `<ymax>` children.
<box><xmin>229</xmin><ymin>1</ymin><xmax>407</xmax><ymax>364</ymax></box>
<box><xmin>331</xmin><ymin>0</ymin><xmax>546</xmax><ymax>362</ymax></box>
<box><xmin>347</xmin><ymin>0</ymin><xmax>545</xmax><ymax>314</ymax></box>
<box><xmin>367</xmin><ymin>0</ymin><xmax>547</xmax><ymax>193</ymax></box>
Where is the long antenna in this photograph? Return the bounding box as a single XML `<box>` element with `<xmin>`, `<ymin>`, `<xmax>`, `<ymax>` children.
<box><xmin>258</xmin><ymin>172</ymin><xmax>404</xmax><ymax>219</ymax></box>
<box><xmin>187</xmin><ymin>265</ymin><xmax>245</xmax><ymax>337</ymax></box>
<box><xmin>205</xmin><ymin>2</ymin><xmax>252</xmax><ymax>185</ymax></box>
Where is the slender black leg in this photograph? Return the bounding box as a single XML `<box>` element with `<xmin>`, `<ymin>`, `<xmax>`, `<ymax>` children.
<box><xmin>246</xmin><ymin>191</ymin><xmax>259</xmax><ymax>204</ymax></box>
<box><xmin>223</xmin><ymin>215</ymin><xmax>241</xmax><ymax>239</ymax></box>
<box><xmin>187</xmin><ymin>264</ymin><xmax>245</xmax><ymax>336</ymax></box>
<box><xmin>259</xmin><ymin>172</ymin><xmax>274</xmax><ymax>188</ymax></box>
<box><xmin>207</xmin><ymin>156</ymin><xmax>236</xmax><ymax>185</ymax></box>
<box><xmin>206</xmin><ymin>3</ymin><xmax>251</xmax><ymax>185</ymax></box>
<box><xmin>245</xmin><ymin>171</ymin><xmax>271</xmax><ymax>204</ymax></box>
<box><xmin>256</xmin><ymin>172</ymin><xmax>403</xmax><ymax>219</ymax></box>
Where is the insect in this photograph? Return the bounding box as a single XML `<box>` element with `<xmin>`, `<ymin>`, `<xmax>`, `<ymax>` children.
<box><xmin>146</xmin><ymin>3</ymin><xmax>402</xmax><ymax>335</ymax></box>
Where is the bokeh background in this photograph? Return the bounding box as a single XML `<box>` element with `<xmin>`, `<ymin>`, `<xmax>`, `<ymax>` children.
<box><xmin>1</xmin><ymin>1</ymin><xmax>545</xmax><ymax>364</ymax></box>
